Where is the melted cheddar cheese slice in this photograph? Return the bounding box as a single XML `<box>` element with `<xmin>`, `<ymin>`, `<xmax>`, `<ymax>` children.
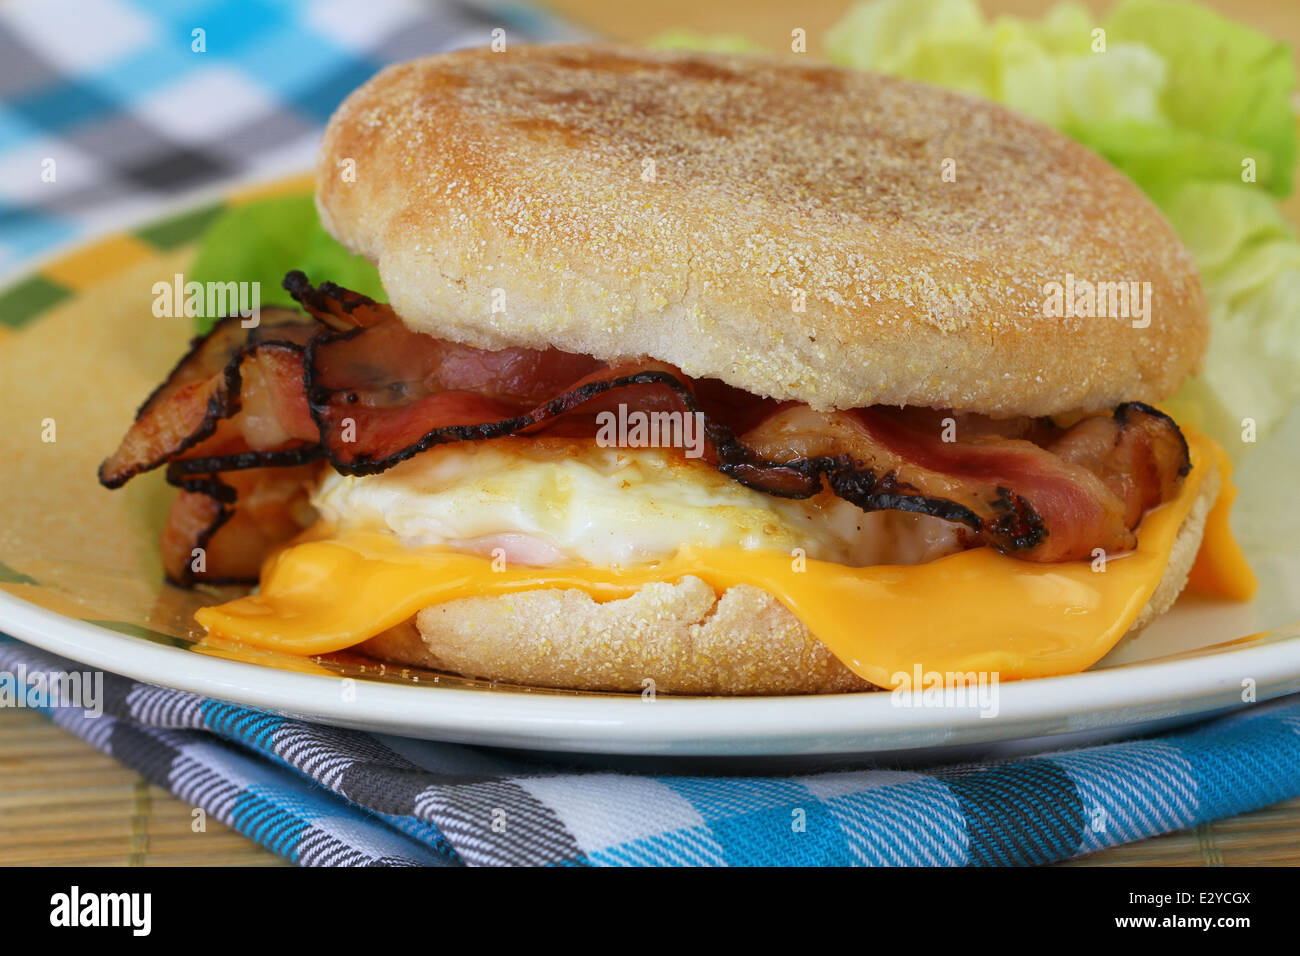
<box><xmin>196</xmin><ymin>428</ymin><xmax>1255</xmax><ymax>688</ymax></box>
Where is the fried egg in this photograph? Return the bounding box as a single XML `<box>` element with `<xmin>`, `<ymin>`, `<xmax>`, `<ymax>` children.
<box><xmin>311</xmin><ymin>438</ymin><xmax>966</xmax><ymax>567</ymax></box>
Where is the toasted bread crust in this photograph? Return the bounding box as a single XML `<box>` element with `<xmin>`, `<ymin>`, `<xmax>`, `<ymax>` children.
<box><xmin>318</xmin><ymin>44</ymin><xmax>1207</xmax><ymax>416</ymax></box>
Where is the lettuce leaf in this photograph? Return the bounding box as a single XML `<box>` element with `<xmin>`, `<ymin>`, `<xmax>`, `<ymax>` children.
<box><xmin>1161</xmin><ymin>182</ymin><xmax>1300</xmax><ymax>451</ymax></box>
<box><xmin>187</xmin><ymin>193</ymin><xmax>384</xmax><ymax>333</ymax></box>
<box><xmin>824</xmin><ymin>0</ymin><xmax>1297</xmax><ymax>199</ymax></box>
<box><xmin>1105</xmin><ymin>0</ymin><xmax>1297</xmax><ymax>198</ymax></box>
<box><xmin>649</xmin><ymin>30</ymin><xmax>767</xmax><ymax>54</ymax></box>
<box><xmin>824</xmin><ymin>0</ymin><xmax>987</xmax><ymax>86</ymax></box>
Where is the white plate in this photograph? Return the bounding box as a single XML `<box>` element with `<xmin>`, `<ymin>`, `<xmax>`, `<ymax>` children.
<box><xmin>4</xmin><ymin>587</ymin><xmax>1298</xmax><ymax>760</ymax></box>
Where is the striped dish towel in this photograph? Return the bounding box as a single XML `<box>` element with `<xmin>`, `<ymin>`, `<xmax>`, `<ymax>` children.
<box><xmin>5</xmin><ymin>637</ymin><xmax>1300</xmax><ymax>866</ymax></box>
<box><xmin>0</xmin><ymin>0</ymin><xmax>582</xmax><ymax>275</ymax></box>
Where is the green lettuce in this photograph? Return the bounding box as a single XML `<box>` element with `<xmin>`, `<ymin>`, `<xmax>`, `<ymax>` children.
<box><xmin>826</xmin><ymin>0</ymin><xmax>1297</xmax><ymax>198</ymax></box>
<box><xmin>649</xmin><ymin>29</ymin><xmax>767</xmax><ymax>54</ymax></box>
<box><xmin>1160</xmin><ymin>182</ymin><xmax>1300</xmax><ymax>449</ymax></box>
<box><xmin>1104</xmin><ymin>0</ymin><xmax>1296</xmax><ymax>199</ymax></box>
<box><xmin>188</xmin><ymin>193</ymin><xmax>384</xmax><ymax>333</ymax></box>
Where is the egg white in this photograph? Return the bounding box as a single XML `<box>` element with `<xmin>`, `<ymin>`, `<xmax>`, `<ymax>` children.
<box><xmin>311</xmin><ymin>438</ymin><xmax>964</xmax><ymax>567</ymax></box>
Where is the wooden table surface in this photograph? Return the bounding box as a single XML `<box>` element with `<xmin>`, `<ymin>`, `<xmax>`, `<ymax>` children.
<box><xmin>2</xmin><ymin>0</ymin><xmax>1297</xmax><ymax>867</ymax></box>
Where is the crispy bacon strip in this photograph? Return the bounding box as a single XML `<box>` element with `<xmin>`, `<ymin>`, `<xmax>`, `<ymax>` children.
<box><xmin>159</xmin><ymin>486</ymin><xmax>228</xmax><ymax>585</ymax></box>
<box><xmin>298</xmin><ymin>279</ymin><xmax>607</xmax><ymax>472</ymax></box>
<box><xmin>309</xmin><ymin>351</ymin><xmax>701</xmax><ymax>473</ymax></box>
<box><xmin>727</xmin><ymin>404</ymin><xmax>1187</xmax><ymax>561</ymax></box>
<box><xmin>98</xmin><ymin>308</ymin><xmax>319</xmax><ymax>487</ymax></box>
<box><xmin>161</xmin><ymin>465</ymin><xmax>322</xmax><ymax>586</ymax></box>
<box><xmin>1047</xmin><ymin>402</ymin><xmax>1191</xmax><ymax>529</ymax></box>
<box><xmin>105</xmin><ymin>275</ymin><xmax>1194</xmax><ymax>586</ymax></box>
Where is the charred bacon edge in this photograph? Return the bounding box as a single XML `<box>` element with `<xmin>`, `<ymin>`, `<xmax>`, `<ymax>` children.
<box><xmin>1114</xmin><ymin>401</ymin><xmax>1192</xmax><ymax>479</ymax></box>
<box><xmin>97</xmin><ymin>314</ymin><xmax>319</xmax><ymax>489</ymax></box>
<box><xmin>168</xmin><ymin>473</ymin><xmax>237</xmax><ymax>502</ymax></box>
<box><xmin>130</xmin><ymin>310</ymin><xmax>316</xmax><ymax>421</ymax></box>
<box><xmin>283</xmin><ymin>269</ymin><xmax>374</xmax><ymax>330</ymax></box>
<box><xmin>98</xmin><ymin>318</ymin><xmax>246</xmax><ymax>489</ymax></box>
<box><xmin>164</xmin><ymin>445</ymin><xmax>325</xmax><ymax>480</ymax></box>
<box><xmin>709</xmin><ymin>430</ymin><xmax>993</xmax><ymax>533</ymax></box>
<box><xmin>163</xmin><ymin>479</ymin><xmax>240</xmax><ymax>588</ymax></box>
<box><xmin>304</xmin><ymin>353</ymin><xmax>719</xmax><ymax>474</ymax></box>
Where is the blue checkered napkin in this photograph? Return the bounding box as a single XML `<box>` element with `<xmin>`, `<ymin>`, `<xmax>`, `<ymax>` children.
<box><xmin>5</xmin><ymin>639</ymin><xmax>1300</xmax><ymax>866</ymax></box>
<box><xmin>0</xmin><ymin>0</ymin><xmax>583</xmax><ymax>275</ymax></box>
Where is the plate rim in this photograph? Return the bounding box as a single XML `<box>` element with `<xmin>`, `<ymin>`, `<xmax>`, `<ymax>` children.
<box><xmin>3</xmin><ymin>588</ymin><xmax>1298</xmax><ymax>755</ymax></box>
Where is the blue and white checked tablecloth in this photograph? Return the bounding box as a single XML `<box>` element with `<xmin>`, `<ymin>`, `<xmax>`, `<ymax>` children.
<box><xmin>0</xmin><ymin>0</ymin><xmax>584</xmax><ymax>274</ymax></box>
<box><xmin>3</xmin><ymin>0</ymin><xmax>1300</xmax><ymax>867</ymax></box>
<box><xmin>5</xmin><ymin>638</ymin><xmax>1300</xmax><ymax>866</ymax></box>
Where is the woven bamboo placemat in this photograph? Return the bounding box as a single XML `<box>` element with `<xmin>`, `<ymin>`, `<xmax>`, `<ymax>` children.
<box><xmin>0</xmin><ymin>708</ymin><xmax>286</xmax><ymax>866</ymax></box>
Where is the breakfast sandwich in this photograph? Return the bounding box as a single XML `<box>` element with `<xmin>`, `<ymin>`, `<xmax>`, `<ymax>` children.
<box><xmin>98</xmin><ymin>45</ymin><xmax>1254</xmax><ymax>694</ymax></box>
